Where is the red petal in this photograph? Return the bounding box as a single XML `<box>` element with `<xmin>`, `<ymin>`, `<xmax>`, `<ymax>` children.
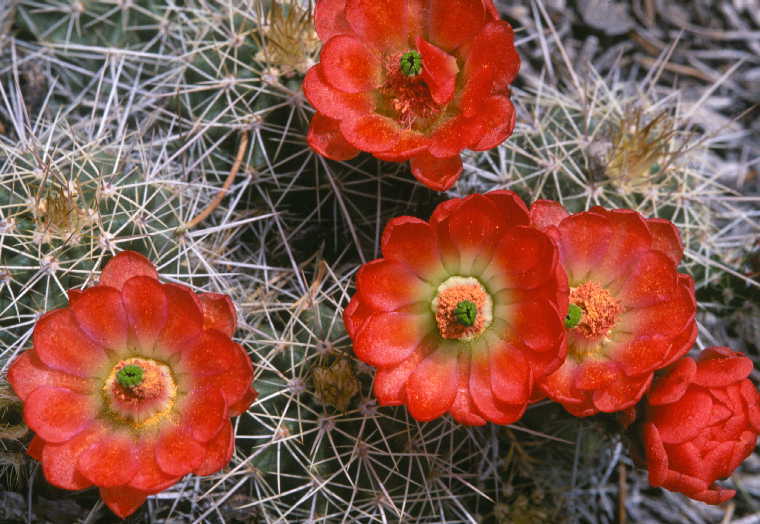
<box><xmin>405</xmin><ymin>342</ymin><xmax>459</xmax><ymax>421</ymax></box>
<box><xmin>507</xmin><ymin>300</ymin><xmax>564</xmax><ymax>353</ymax></box>
<box><xmin>157</xmin><ymin>283</ymin><xmax>204</xmax><ymax>356</ymax></box>
<box><xmin>356</xmin><ymin>259</ymin><xmax>430</xmax><ymax>311</ymax></box>
<box><xmin>483</xmin><ymin>190</ymin><xmax>530</xmax><ymax>227</ymax></box>
<box><xmin>24</xmin><ymin>387</ymin><xmax>96</xmax><ymax>443</ymax></box>
<box><xmin>614</xmin><ymin>335</ymin><xmax>671</xmax><ymax>377</ymax></box>
<box><xmin>345</xmin><ymin>0</ymin><xmax>407</xmax><ymax>49</ymax></box>
<box><xmin>41</xmin><ymin>424</ymin><xmax>104</xmax><ymax>490</ymax></box>
<box><xmin>483</xmin><ymin>0</ymin><xmax>499</xmax><ymax>19</ymax></box>
<box><xmin>381</xmin><ymin>216</ymin><xmax>446</xmax><ymax>279</ymax></box>
<box><xmin>320</xmin><ymin>35</ymin><xmax>381</xmax><ymax>93</ymax></box>
<box><xmin>122</xmin><ymin>276</ymin><xmax>168</xmax><ymax>352</ymax></box>
<box><xmin>307</xmin><ymin>112</ymin><xmax>360</xmax><ymax>161</ymax></box>
<box><xmin>340</xmin><ymin>113</ymin><xmax>402</xmax><ymax>152</ymax></box>
<box><xmin>373</xmin><ymin>345</ymin><xmax>429</xmax><ymax>405</ymax></box>
<box><xmin>440</xmin><ymin>194</ymin><xmax>506</xmax><ymax>273</ymax></box>
<box><xmin>592</xmin><ymin>373</ymin><xmax>652</xmax><ymax>413</ymax></box>
<box><xmin>99</xmin><ymin>251</ymin><xmax>158</xmax><ymax>291</ymax></box>
<box><xmin>557</xmin><ymin>212</ymin><xmax>613</xmax><ymax>284</ymax></box>
<box><xmin>409</xmin><ymin>151</ymin><xmax>462</xmax><ymax>191</ymax></box>
<box><xmin>574</xmin><ymin>361</ymin><xmax>619</xmax><ymax>391</ymax></box>
<box><xmin>427</xmin><ymin>0</ymin><xmax>486</xmax><ymax>51</ymax></box>
<box><xmin>659</xmin><ymin>315</ymin><xmax>697</xmax><ymax>369</ymax></box>
<box><xmin>469</xmin><ymin>346</ymin><xmax>526</xmax><ymax>424</ymax></box>
<box><xmin>530</xmin><ymin>200</ymin><xmax>569</xmax><ymax>231</ymax></box>
<box><xmin>618</xmin><ymin>274</ymin><xmax>695</xmax><ymax>337</ymax></box>
<box><xmin>649</xmin><ymin>388</ymin><xmax>712</xmax><ymax>444</ymax></box>
<box><xmin>373</xmin><ymin>131</ymin><xmax>429</xmax><ymax>161</ymax></box>
<box><xmin>643</xmin><ymin>423</ymin><xmax>668</xmax><ymax>486</ymax></box>
<box><xmin>227</xmin><ymin>386</ymin><xmax>257</xmax><ymax>417</ymax></box>
<box><xmin>314</xmin><ymin>0</ymin><xmax>352</xmax><ymax>41</ymax></box>
<box><xmin>647</xmin><ymin>217</ymin><xmax>684</xmax><ymax>266</ymax></box>
<box><xmin>648</xmin><ymin>358</ymin><xmax>696</xmax><ymax>406</ymax></box>
<box><xmin>617</xmin><ymin>250</ymin><xmax>677</xmax><ymax>309</ymax></box>
<box><xmin>416</xmin><ymin>37</ymin><xmax>458</xmax><ymax>106</ymax></box>
<box><xmin>79</xmin><ymin>432</ymin><xmax>139</xmax><ymax>487</ymax></box>
<box><xmin>27</xmin><ymin>436</ymin><xmax>45</xmax><ymax>461</ymax></box>
<box><xmin>539</xmin><ymin>360</ymin><xmax>586</xmax><ymax>406</ymax></box>
<box><xmin>8</xmin><ymin>350</ymin><xmax>93</xmax><ymax>400</ymax></box>
<box><xmin>180</xmin><ymin>387</ymin><xmax>226</xmax><ymax>443</ymax></box>
<box><xmin>428</xmin><ymin>114</ymin><xmax>483</xmax><ymax>158</ymax></box>
<box><xmin>130</xmin><ymin>441</ymin><xmax>180</xmax><ymax>492</ymax></box>
<box><xmin>195</xmin><ymin>422</ymin><xmax>235</xmax><ymax>476</ymax></box>
<box><xmin>100</xmin><ymin>486</ymin><xmax>148</xmax><ymax>519</ymax></box>
<box><xmin>449</xmin><ymin>351</ymin><xmax>488</xmax><ymax>425</ymax></box>
<box><xmin>740</xmin><ymin>380</ymin><xmax>760</xmax><ymax>433</ymax></box>
<box><xmin>663</xmin><ymin>470</ymin><xmax>709</xmax><ymax>495</ymax></box>
<box><xmin>199</xmin><ymin>292</ymin><xmax>237</xmax><ymax>337</ymax></box>
<box><xmin>353</xmin><ymin>312</ymin><xmax>428</xmax><ymax>367</ymax></box>
<box><xmin>460</xmin><ymin>21</ymin><xmax>520</xmax><ymax>117</ymax></box>
<box><xmin>303</xmin><ymin>65</ymin><xmax>374</xmax><ymax>120</ymax></box>
<box><xmin>592</xmin><ymin>210</ymin><xmax>654</xmax><ymax>286</ymax></box>
<box><xmin>155</xmin><ymin>425</ymin><xmax>206</xmax><ymax>477</ymax></box>
<box><xmin>71</xmin><ymin>286</ymin><xmax>129</xmax><ymax>353</ymax></box>
<box><xmin>180</xmin><ymin>330</ymin><xmax>248</xmax><ymax>377</ymax></box>
<box><xmin>485</xmin><ymin>226</ymin><xmax>558</xmax><ymax>291</ymax></box>
<box><xmin>33</xmin><ymin>309</ymin><xmax>108</xmax><ymax>378</ymax></box>
<box><xmin>343</xmin><ymin>294</ymin><xmax>373</xmax><ymax>339</ymax></box>
<box><xmin>469</xmin><ymin>96</ymin><xmax>517</xmax><ymax>151</ymax></box>
<box><xmin>668</xmin><ymin>441</ymin><xmax>706</xmax><ymax>480</ymax></box>
<box><xmin>690</xmin><ymin>487</ymin><xmax>736</xmax><ymax>505</ymax></box>
<box><xmin>694</xmin><ymin>349</ymin><xmax>753</xmax><ymax>388</ymax></box>
<box><xmin>489</xmin><ymin>343</ymin><xmax>532</xmax><ymax>406</ymax></box>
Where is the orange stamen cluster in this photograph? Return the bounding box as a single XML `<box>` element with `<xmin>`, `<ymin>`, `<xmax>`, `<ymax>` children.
<box><xmin>104</xmin><ymin>358</ymin><xmax>177</xmax><ymax>428</ymax></box>
<box><xmin>433</xmin><ymin>278</ymin><xmax>491</xmax><ymax>341</ymax></box>
<box><xmin>380</xmin><ymin>52</ymin><xmax>441</xmax><ymax>129</ymax></box>
<box><xmin>569</xmin><ymin>281</ymin><xmax>622</xmax><ymax>339</ymax></box>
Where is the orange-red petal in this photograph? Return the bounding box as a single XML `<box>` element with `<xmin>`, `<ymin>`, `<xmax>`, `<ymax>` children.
<box><xmin>353</xmin><ymin>312</ymin><xmax>428</xmax><ymax>367</ymax></box>
<box><xmin>409</xmin><ymin>151</ymin><xmax>462</xmax><ymax>191</ymax></box>
<box><xmin>8</xmin><ymin>350</ymin><xmax>93</xmax><ymax>400</ymax></box>
<box><xmin>122</xmin><ymin>276</ymin><xmax>168</xmax><ymax>352</ymax></box>
<box><xmin>24</xmin><ymin>386</ymin><xmax>96</xmax><ymax>443</ymax></box>
<box><xmin>100</xmin><ymin>486</ymin><xmax>148</xmax><ymax>519</ymax></box>
<box><xmin>99</xmin><ymin>251</ymin><xmax>158</xmax><ymax>290</ymax></box>
<box><xmin>307</xmin><ymin>112</ymin><xmax>360</xmax><ymax>161</ymax></box>
<box><xmin>199</xmin><ymin>292</ymin><xmax>237</xmax><ymax>337</ymax></box>
<box><xmin>78</xmin><ymin>432</ymin><xmax>139</xmax><ymax>487</ymax></box>
<box><xmin>320</xmin><ymin>35</ymin><xmax>381</xmax><ymax>94</ymax></box>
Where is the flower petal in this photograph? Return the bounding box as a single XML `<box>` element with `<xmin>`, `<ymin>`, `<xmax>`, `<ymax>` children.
<box><xmin>99</xmin><ymin>251</ymin><xmax>158</xmax><ymax>291</ymax></box>
<box><xmin>41</xmin><ymin>423</ymin><xmax>104</xmax><ymax>490</ymax></box>
<box><xmin>409</xmin><ymin>151</ymin><xmax>462</xmax><ymax>191</ymax></box>
<box><xmin>157</xmin><ymin>283</ymin><xmax>204</xmax><ymax>356</ymax></box>
<box><xmin>303</xmin><ymin>65</ymin><xmax>374</xmax><ymax>120</ymax></box>
<box><xmin>427</xmin><ymin>0</ymin><xmax>486</xmax><ymax>51</ymax></box>
<box><xmin>617</xmin><ymin>250</ymin><xmax>678</xmax><ymax>309</ymax></box>
<box><xmin>373</xmin><ymin>131</ymin><xmax>429</xmax><ymax>161</ymax></box>
<box><xmin>507</xmin><ymin>300</ymin><xmax>564</xmax><ymax>353</ymax></box>
<box><xmin>356</xmin><ymin>259</ymin><xmax>430</xmax><ymax>311</ymax></box>
<box><xmin>199</xmin><ymin>292</ymin><xmax>237</xmax><ymax>337</ymax></box>
<box><xmin>592</xmin><ymin>209</ymin><xmax>653</xmax><ymax>286</ymax></box>
<box><xmin>649</xmin><ymin>388</ymin><xmax>712</xmax><ymax>444</ymax></box>
<box><xmin>530</xmin><ymin>200</ymin><xmax>569</xmax><ymax>231</ymax></box>
<box><xmin>694</xmin><ymin>348</ymin><xmax>754</xmax><ymax>388</ymax></box>
<box><xmin>227</xmin><ymin>386</ymin><xmax>257</xmax><ymax>417</ymax></box>
<box><xmin>320</xmin><ymin>35</ymin><xmax>381</xmax><ymax>93</ymax></box>
<box><xmin>194</xmin><ymin>422</ymin><xmax>235</xmax><ymax>476</ymax></box>
<box><xmin>340</xmin><ymin>113</ymin><xmax>402</xmax><ymax>152</ymax></box>
<box><xmin>71</xmin><ymin>286</ymin><xmax>129</xmax><ymax>353</ymax></box>
<box><xmin>345</xmin><ymin>0</ymin><xmax>407</xmax><ymax>49</ymax></box>
<box><xmin>353</xmin><ymin>312</ymin><xmax>428</xmax><ymax>367</ymax></box>
<box><xmin>557</xmin><ymin>212</ymin><xmax>613</xmax><ymax>284</ymax></box>
<box><xmin>100</xmin><ymin>486</ymin><xmax>148</xmax><ymax>519</ymax></box>
<box><xmin>643</xmin><ymin>422</ymin><xmax>668</xmax><ymax>486</ymax></box>
<box><xmin>647</xmin><ymin>217</ymin><xmax>684</xmax><ymax>266</ymax></box>
<box><xmin>619</xmin><ymin>275</ymin><xmax>695</xmax><ymax>337</ymax></box>
<box><xmin>469</xmin><ymin>96</ymin><xmax>517</xmax><ymax>151</ymax></box>
<box><xmin>8</xmin><ymin>350</ymin><xmax>93</xmax><ymax>400</ymax></box>
<box><xmin>307</xmin><ymin>112</ymin><xmax>360</xmax><ymax>161</ymax></box>
<box><xmin>439</xmin><ymin>194</ymin><xmax>505</xmax><ymax>274</ymax></box>
<box><xmin>416</xmin><ymin>37</ymin><xmax>458</xmax><ymax>106</ymax></box>
<box><xmin>343</xmin><ymin>295</ymin><xmax>373</xmax><ymax>340</ymax></box>
<box><xmin>614</xmin><ymin>335</ymin><xmax>671</xmax><ymax>377</ymax></box>
<box><xmin>484</xmin><ymin>190</ymin><xmax>530</xmax><ymax>226</ymax></box>
<box><xmin>592</xmin><ymin>373</ymin><xmax>652</xmax><ymax>413</ymax></box>
<box><xmin>314</xmin><ymin>0</ymin><xmax>352</xmax><ymax>41</ymax></box>
<box><xmin>155</xmin><ymin>425</ymin><xmax>206</xmax><ymax>477</ymax></box>
<box><xmin>381</xmin><ymin>216</ymin><xmax>445</xmax><ymax>280</ymax></box>
<box><xmin>33</xmin><ymin>309</ymin><xmax>108</xmax><ymax>378</ymax></box>
<box><xmin>649</xmin><ymin>358</ymin><xmax>699</xmax><ymax>407</ymax></box>
<box><xmin>449</xmin><ymin>351</ymin><xmax>488</xmax><ymax>426</ymax></box>
<box><xmin>373</xmin><ymin>344</ymin><xmax>430</xmax><ymax>405</ymax></box>
<box><xmin>24</xmin><ymin>387</ymin><xmax>97</xmax><ymax>443</ymax></box>
<box><xmin>78</xmin><ymin>432</ymin><xmax>139</xmax><ymax>487</ymax></box>
<box><xmin>180</xmin><ymin>387</ymin><xmax>226</xmax><ymax>443</ymax></box>
<box><xmin>122</xmin><ymin>276</ymin><xmax>168</xmax><ymax>352</ymax></box>
<box><xmin>180</xmin><ymin>330</ymin><xmax>249</xmax><ymax>377</ymax></box>
<box><xmin>130</xmin><ymin>441</ymin><xmax>180</xmax><ymax>493</ymax></box>
<box><xmin>469</xmin><ymin>346</ymin><xmax>526</xmax><ymax>424</ymax></box>
<box><xmin>405</xmin><ymin>343</ymin><xmax>458</xmax><ymax>421</ymax></box>
<box><xmin>485</xmin><ymin>226</ymin><xmax>558</xmax><ymax>291</ymax></box>
<box><xmin>489</xmin><ymin>343</ymin><xmax>532</xmax><ymax>406</ymax></box>
<box><xmin>428</xmin><ymin>113</ymin><xmax>483</xmax><ymax>158</ymax></box>
<box><xmin>575</xmin><ymin>361</ymin><xmax>619</xmax><ymax>391</ymax></box>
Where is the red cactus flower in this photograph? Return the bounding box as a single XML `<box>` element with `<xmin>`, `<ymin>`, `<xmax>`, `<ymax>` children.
<box><xmin>304</xmin><ymin>0</ymin><xmax>520</xmax><ymax>191</ymax></box>
<box><xmin>643</xmin><ymin>347</ymin><xmax>760</xmax><ymax>504</ymax></box>
<box><xmin>6</xmin><ymin>251</ymin><xmax>256</xmax><ymax>518</ymax></box>
<box><xmin>344</xmin><ymin>191</ymin><xmax>567</xmax><ymax>425</ymax></box>
<box><xmin>531</xmin><ymin>202</ymin><xmax>696</xmax><ymax>417</ymax></box>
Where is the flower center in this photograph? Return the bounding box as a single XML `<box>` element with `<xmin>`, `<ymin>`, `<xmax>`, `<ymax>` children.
<box><xmin>568</xmin><ymin>281</ymin><xmax>622</xmax><ymax>339</ymax></box>
<box><xmin>379</xmin><ymin>51</ymin><xmax>441</xmax><ymax>129</ymax></box>
<box><xmin>432</xmin><ymin>276</ymin><xmax>493</xmax><ymax>341</ymax></box>
<box><xmin>103</xmin><ymin>357</ymin><xmax>177</xmax><ymax>428</ymax></box>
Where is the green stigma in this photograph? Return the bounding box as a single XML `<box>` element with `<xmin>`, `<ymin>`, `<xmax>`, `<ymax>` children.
<box><xmin>400</xmin><ymin>50</ymin><xmax>422</xmax><ymax>76</ymax></box>
<box><xmin>454</xmin><ymin>300</ymin><xmax>477</xmax><ymax>327</ymax></box>
<box><xmin>117</xmin><ymin>364</ymin><xmax>144</xmax><ymax>388</ymax></box>
<box><xmin>565</xmin><ymin>304</ymin><xmax>583</xmax><ymax>329</ymax></box>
